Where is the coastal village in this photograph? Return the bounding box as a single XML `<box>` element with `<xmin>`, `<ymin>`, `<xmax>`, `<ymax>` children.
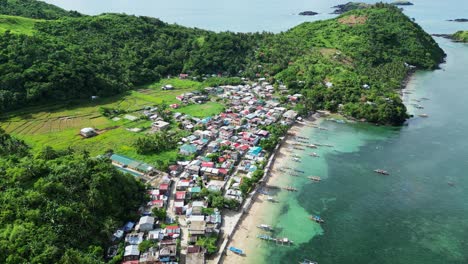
<box><xmin>96</xmin><ymin>76</ymin><xmax>309</xmax><ymax>264</ymax></box>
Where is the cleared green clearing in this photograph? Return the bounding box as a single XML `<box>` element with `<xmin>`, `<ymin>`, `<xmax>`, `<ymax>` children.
<box><xmin>177</xmin><ymin>102</ymin><xmax>225</xmax><ymax>117</ymax></box>
<box><xmin>0</xmin><ymin>14</ymin><xmax>41</xmax><ymax>35</ymax></box>
<box><xmin>0</xmin><ymin>78</ymin><xmax>220</xmax><ymax>165</ymax></box>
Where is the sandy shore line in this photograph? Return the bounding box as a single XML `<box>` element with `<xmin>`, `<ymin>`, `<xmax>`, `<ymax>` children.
<box><xmin>221</xmin><ymin>116</ymin><xmax>319</xmax><ymax>264</ymax></box>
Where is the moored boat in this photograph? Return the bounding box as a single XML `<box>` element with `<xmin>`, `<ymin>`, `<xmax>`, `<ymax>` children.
<box><xmin>308</xmin><ymin>176</ymin><xmax>321</xmax><ymax>182</ymax></box>
<box><xmin>310</xmin><ymin>215</ymin><xmax>325</xmax><ymax>224</ymax></box>
<box><xmin>309</xmin><ymin>152</ymin><xmax>320</xmax><ymax>157</ymax></box>
<box><xmin>257</xmin><ymin>224</ymin><xmax>274</xmax><ymax>231</ymax></box>
<box><xmin>374</xmin><ymin>169</ymin><xmax>389</xmax><ymax>175</ymax></box>
<box><xmin>418</xmin><ymin>114</ymin><xmax>429</xmax><ymax>118</ymax></box>
<box><xmin>229</xmin><ymin>246</ymin><xmax>244</xmax><ymax>255</ymax></box>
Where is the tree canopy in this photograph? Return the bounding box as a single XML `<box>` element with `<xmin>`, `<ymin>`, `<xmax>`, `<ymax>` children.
<box><xmin>0</xmin><ymin>129</ymin><xmax>146</xmax><ymax>263</ymax></box>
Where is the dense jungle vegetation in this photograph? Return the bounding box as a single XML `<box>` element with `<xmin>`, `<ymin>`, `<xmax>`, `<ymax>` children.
<box><xmin>0</xmin><ymin>1</ymin><xmax>444</xmax><ymax>124</ymax></box>
<box><xmin>0</xmin><ymin>128</ymin><xmax>146</xmax><ymax>263</ymax></box>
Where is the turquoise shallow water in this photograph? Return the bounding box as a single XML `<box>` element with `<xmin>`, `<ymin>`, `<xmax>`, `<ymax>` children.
<box><xmin>43</xmin><ymin>0</ymin><xmax>468</xmax><ymax>263</ymax></box>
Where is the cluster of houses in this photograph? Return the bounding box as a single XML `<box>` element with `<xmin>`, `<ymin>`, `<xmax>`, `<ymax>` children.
<box><xmin>112</xmin><ymin>215</ymin><xmax>183</xmax><ymax>264</ymax></box>
<box><xmin>109</xmin><ymin>80</ymin><xmax>301</xmax><ymax>263</ymax></box>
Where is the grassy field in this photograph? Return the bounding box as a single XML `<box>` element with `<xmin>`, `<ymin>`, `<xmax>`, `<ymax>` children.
<box><xmin>0</xmin><ymin>78</ymin><xmax>224</xmax><ymax>166</ymax></box>
<box><xmin>0</xmin><ymin>15</ymin><xmax>41</xmax><ymax>35</ymax></box>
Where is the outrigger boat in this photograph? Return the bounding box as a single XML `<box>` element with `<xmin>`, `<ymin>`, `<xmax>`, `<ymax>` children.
<box><xmin>420</xmin><ymin>97</ymin><xmax>430</xmax><ymax>100</ymax></box>
<box><xmin>257</xmin><ymin>224</ymin><xmax>274</xmax><ymax>231</ymax></box>
<box><xmin>308</xmin><ymin>176</ymin><xmax>321</xmax><ymax>182</ymax></box>
<box><xmin>284</xmin><ymin>186</ymin><xmax>298</xmax><ymax>192</ymax></box>
<box><xmin>293</xmin><ymin>158</ymin><xmax>301</xmax><ymax>162</ymax></box>
<box><xmin>297</xmin><ymin>136</ymin><xmax>308</xmax><ymax>140</ymax></box>
<box><xmin>257</xmin><ymin>234</ymin><xmax>294</xmax><ymax>245</ymax></box>
<box><xmin>374</xmin><ymin>169</ymin><xmax>389</xmax><ymax>175</ymax></box>
<box><xmin>418</xmin><ymin>114</ymin><xmax>429</xmax><ymax>118</ymax></box>
<box><xmin>299</xmin><ymin>259</ymin><xmax>318</xmax><ymax>264</ymax></box>
<box><xmin>307</xmin><ymin>144</ymin><xmax>318</xmax><ymax>149</ymax></box>
<box><xmin>294</xmin><ymin>147</ymin><xmax>306</xmax><ymax>150</ymax></box>
<box><xmin>309</xmin><ymin>152</ymin><xmax>320</xmax><ymax>157</ymax></box>
<box><xmin>293</xmin><ymin>169</ymin><xmax>305</xmax><ymax>173</ymax></box>
<box><xmin>310</xmin><ymin>215</ymin><xmax>325</xmax><ymax>224</ymax></box>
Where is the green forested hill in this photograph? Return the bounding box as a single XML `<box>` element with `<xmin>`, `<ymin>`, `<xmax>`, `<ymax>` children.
<box><xmin>453</xmin><ymin>31</ymin><xmax>468</xmax><ymax>42</ymax></box>
<box><xmin>0</xmin><ymin>0</ymin><xmax>81</xmax><ymax>19</ymax></box>
<box><xmin>0</xmin><ymin>2</ymin><xmax>444</xmax><ymax>124</ymax></box>
<box><xmin>0</xmin><ymin>128</ymin><xmax>146</xmax><ymax>263</ymax></box>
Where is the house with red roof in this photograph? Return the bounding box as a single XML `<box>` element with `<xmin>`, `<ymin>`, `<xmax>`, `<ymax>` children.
<box><xmin>165</xmin><ymin>226</ymin><xmax>181</xmax><ymax>237</ymax></box>
<box><xmin>175</xmin><ymin>191</ymin><xmax>186</xmax><ymax>201</ymax></box>
<box><xmin>159</xmin><ymin>183</ymin><xmax>170</xmax><ymax>195</ymax></box>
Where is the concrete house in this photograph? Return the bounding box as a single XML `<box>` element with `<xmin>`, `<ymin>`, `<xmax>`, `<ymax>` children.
<box><xmin>124</xmin><ymin>245</ymin><xmax>140</xmax><ymax>261</ymax></box>
<box><xmin>138</xmin><ymin>216</ymin><xmax>155</xmax><ymax>232</ymax></box>
<box><xmin>80</xmin><ymin>127</ymin><xmax>97</xmax><ymax>138</ymax></box>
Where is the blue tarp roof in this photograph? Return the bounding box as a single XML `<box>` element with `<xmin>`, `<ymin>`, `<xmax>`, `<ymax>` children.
<box><xmin>123</xmin><ymin>221</ymin><xmax>135</xmax><ymax>232</ymax></box>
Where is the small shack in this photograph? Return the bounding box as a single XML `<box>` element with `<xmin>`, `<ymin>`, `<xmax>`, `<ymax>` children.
<box><xmin>80</xmin><ymin>127</ymin><xmax>97</xmax><ymax>138</ymax></box>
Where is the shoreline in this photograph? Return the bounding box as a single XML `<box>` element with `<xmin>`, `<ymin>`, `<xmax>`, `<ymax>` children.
<box><xmin>219</xmin><ymin>114</ymin><xmax>320</xmax><ymax>264</ymax></box>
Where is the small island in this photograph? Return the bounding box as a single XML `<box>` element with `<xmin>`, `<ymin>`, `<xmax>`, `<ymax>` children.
<box><xmin>331</xmin><ymin>2</ymin><xmax>370</xmax><ymax>14</ymax></box>
<box><xmin>453</xmin><ymin>31</ymin><xmax>468</xmax><ymax>42</ymax></box>
<box><xmin>299</xmin><ymin>11</ymin><xmax>319</xmax><ymax>16</ymax></box>
<box><xmin>448</xmin><ymin>18</ymin><xmax>468</xmax><ymax>22</ymax></box>
<box><xmin>391</xmin><ymin>1</ymin><xmax>414</xmax><ymax>6</ymax></box>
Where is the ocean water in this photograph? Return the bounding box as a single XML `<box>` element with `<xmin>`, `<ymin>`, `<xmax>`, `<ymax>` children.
<box><xmin>43</xmin><ymin>0</ymin><xmax>468</xmax><ymax>263</ymax></box>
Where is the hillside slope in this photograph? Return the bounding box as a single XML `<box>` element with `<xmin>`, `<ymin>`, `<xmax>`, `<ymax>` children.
<box><xmin>0</xmin><ymin>0</ymin><xmax>81</xmax><ymax>19</ymax></box>
<box><xmin>0</xmin><ymin>3</ymin><xmax>445</xmax><ymax>124</ymax></box>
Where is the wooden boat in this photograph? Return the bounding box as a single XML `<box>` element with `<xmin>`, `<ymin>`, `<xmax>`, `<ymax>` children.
<box><xmin>293</xmin><ymin>169</ymin><xmax>305</xmax><ymax>173</ymax></box>
<box><xmin>257</xmin><ymin>224</ymin><xmax>274</xmax><ymax>231</ymax></box>
<box><xmin>229</xmin><ymin>246</ymin><xmax>244</xmax><ymax>255</ymax></box>
<box><xmin>284</xmin><ymin>186</ymin><xmax>298</xmax><ymax>192</ymax></box>
<box><xmin>308</xmin><ymin>176</ymin><xmax>321</xmax><ymax>182</ymax></box>
<box><xmin>294</xmin><ymin>147</ymin><xmax>306</xmax><ymax>150</ymax></box>
<box><xmin>374</xmin><ymin>169</ymin><xmax>389</xmax><ymax>175</ymax></box>
<box><xmin>293</xmin><ymin>158</ymin><xmax>301</xmax><ymax>162</ymax></box>
<box><xmin>310</xmin><ymin>215</ymin><xmax>325</xmax><ymax>224</ymax></box>
<box><xmin>299</xmin><ymin>259</ymin><xmax>318</xmax><ymax>264</ymax></box>
<box><xmin>309</xmin><ymin>152</ymin><xmax>320</xmax><ymax>157</ymax></box>
<box><xmin>418</xmin><ymin>114</ymin><xmax>429</xmax><ymax>118</ymax></box>
<box><xmin>307</xmin><ymin>144</ymin><xmax>318</xmax><ymax>149</ymax></box>
<box><xmin>420</xmin><ymin>97</ymin><xmax>430</xmax><ymax>100</ymax></box>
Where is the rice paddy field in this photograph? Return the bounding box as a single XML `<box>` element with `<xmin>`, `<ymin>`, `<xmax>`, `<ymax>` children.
<box><xmin>0</xmin><ymin>78</ymin><xmax>223</xmax><ymax>165</ymax></box>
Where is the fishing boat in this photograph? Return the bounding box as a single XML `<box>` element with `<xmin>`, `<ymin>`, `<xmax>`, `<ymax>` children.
<box><xmin>294</xmin><ymin>147</ymin><xmax>306</xmax><ymax>150</ymax></box>
<box><xmin>418</xmin><ymin>114</ymin><xmax>429</xmax><ymax>118</ymax></box>
<box><xmin>374</xmin><ymin>169</ymin><xmax>389</xmax><ymax>175</ymax></box>
<box><xmin>229</xmin><ymin>246</ymin><xmax>244</xmax><ymax>255</ymax></box>
<box><xmin>309</xmin><ymin>152</ymin><xmax>320</xmax><ymax>157</ymax></box>
<box><xmin>293</xmin><ymin>169</ymin><xmax>305</xmax><ymax>173</ymax></box>
<box><xmin>257</xmin><ymin>224</ymin><xmax>274</xmax><ymax>231</ymax></box>
<box><xmin>276</xmin><ymin>237</ymin><xmax>294</xmax><ymax>245</ymax></box>
<box><xmin>299</xmin><ymin>259</ymin><xmax>318</xmax><ymax>264</ymax></box>
<box><xmin>307</xmin><ymin>144</ymin><xmax>318</xmax><ymax>149</ymax></box>
<box><xmin>257</xmin><ymin>234</ymin><xmax>274</xmax><ymax>241</ymax></box>
<box><xmin>420</xmin><ymin>97</ymin><xmax>430</xmax><ymax>100</ymax></box>
<box><xmin>284</xmin><ymin>186</ymin><xmax>298</xmax><ymax>192</ymax></box>
<box><xmin>297</xmin><ymin>136</ymin><xmax>308</xmax><ymax>140</ymax></box>
<box><xmin>310</xmin><ymin>215</ymin><xmax>325</xmax><ymax>224</ymax></box>
<box><xmin>292</xmin><ymin>154</ymin><xmax>301</xmax><ymax>158</ymax></box>
<box><xmin>308</xmin><ymin>176</ymin><xmax>321</xmax><ymax>182</ymax></box>
<box><xmin>293</xmin><ymin>158</ymin><xmax>301</xmax><ymax>162</ymax></box>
